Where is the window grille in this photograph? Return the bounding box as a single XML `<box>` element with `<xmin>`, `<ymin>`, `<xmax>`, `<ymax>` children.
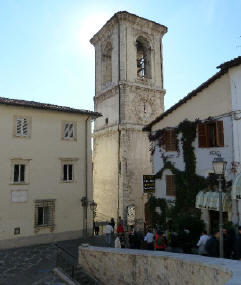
<box><xmin>34</xmin><ymin>200</ymin><xmax>55</xmax><ymax>232</ymax></box>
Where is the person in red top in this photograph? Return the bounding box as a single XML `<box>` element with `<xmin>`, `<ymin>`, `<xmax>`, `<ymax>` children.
<box><xmin>117</xmin><ymin>223</ymin><xmax>124</xmax><ymax>233</ymax></box>
<box><xmin>155</xmin><ymin>230</ymin><xmax>166</xmax><ymax>251</ymax></box>
<box><xmin>117</xmin><ymin>223</ymin><xmax>125</xmax><ymax>248</ymax></box>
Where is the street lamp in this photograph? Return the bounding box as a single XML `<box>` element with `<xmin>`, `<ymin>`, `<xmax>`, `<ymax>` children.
<box><xmin>89</xmin><ymin>201</ymin><xmax>97</xmax><ymax>235</ymax></box>
<box><xmin>212</xmin><ymin>157</ymin><xmax>227</xmax><ymax>258</ymax></box>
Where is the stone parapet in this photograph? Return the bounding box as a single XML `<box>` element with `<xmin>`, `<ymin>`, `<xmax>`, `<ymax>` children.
<box><xmin>78</xmin><ymin>246</ymin><xmax>241</xmax><ymax>285</ymax></box>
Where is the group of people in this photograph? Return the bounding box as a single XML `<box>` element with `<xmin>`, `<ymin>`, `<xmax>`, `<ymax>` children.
<box><xmin>104</xmin><ymin>220</ymin><xmax>167</xmax><ymax>251</ymax></box>
<box><xmin>197</xmin><ymin>226</ymin><xmax>241</xmax><ymax>259</ymax></box>
<box><xmin>144</xmin><ymin>228</ymin><xmax>166</xmax><ymax>251</ymax></box>
<box><xmin>104</xmin><ymin>219</ymin><xmax>241</xmax><ymax>260</ymax></box>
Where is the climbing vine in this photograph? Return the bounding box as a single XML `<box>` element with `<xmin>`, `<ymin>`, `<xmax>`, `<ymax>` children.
<box><xmin>148</xmin><ymin>119</ymin><xmax>208</xmax><ymax>227</ymax></box>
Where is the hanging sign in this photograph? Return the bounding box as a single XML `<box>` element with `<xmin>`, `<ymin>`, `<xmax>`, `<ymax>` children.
<box><xmin>143</xmin><ymin>175</ymin><xmax>155</xmax><ymax>193</ymax></box>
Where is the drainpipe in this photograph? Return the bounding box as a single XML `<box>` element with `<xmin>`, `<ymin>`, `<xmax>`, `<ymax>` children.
<box><xmin>84</xmin><ymin>116</ymin><xmax>91</xmax><ymax>236</ymax></box>
<box><xmin>117</xmin><ymin>19</ymin><xmax>121</xmax><ymax>220</ymax></box>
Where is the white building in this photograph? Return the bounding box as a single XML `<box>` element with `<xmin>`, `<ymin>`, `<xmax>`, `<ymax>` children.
<box><xmin>144</xmin><ymin>56</ymin><xmax>241</xmax><ymax>232</ymax></box>
<box><xmin>0</xmin><ymin>97</ymin><xmax>100</xmax><ymax>248</ymax></box>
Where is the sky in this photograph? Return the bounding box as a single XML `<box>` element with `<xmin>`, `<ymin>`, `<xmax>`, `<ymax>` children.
<box><xmin>0</xmin><ymin>0</ymin><xmax>240</xmax><ymax>112</ymax></box>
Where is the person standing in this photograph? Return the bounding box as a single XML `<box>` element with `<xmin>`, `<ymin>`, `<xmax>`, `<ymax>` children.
<box><xmin>129</xmin><ymin>225</ymin><xmax>137</xmax><ymax>249</ymax></box>
<box><xmin>234</xmin><ymin>226</ymin><xmax>241</xmax><ymax>260</ymax></box>
<box><xmin>115</xmin><ymin>234</ymin><xmax>121</xmax><ymax>248</ymax></box>
<box><xmin>205</xmin><ymin>231</ymin><xmax>220</xmax><ymax>257</ymax></box>
<box><xmin>154</xmin><ymin>230</ymin><xmax>166</xmax><ymax>251</ymax></box>
<box><xmin>110</xmin><ymin>218</ymin><xmax>115</xmax><ymax>231</ymax></box>
<box><xmin>144</xmin><ymin>228</ymin><xmax>154</xmax><ymax>250</ymax></box>
<box><xmin>104</xmin><ymin>223</ymin><xmax>113</xmax><ymax>246</ymax></box>
<box><xmin>223</xmin><ymin>228</ymin><xmax>233</xmax><ymax>259</ymax></box>
<box><xmin>197</xmin><ymin>230</ymin><xmax>209</xmax><ymax>256</ymax></box>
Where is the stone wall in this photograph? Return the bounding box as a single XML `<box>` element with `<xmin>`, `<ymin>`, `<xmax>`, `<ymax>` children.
<box><xmin>78</xmin><ymin>246</ymin><xmax>241</xmax><ymax>285</ymax></box>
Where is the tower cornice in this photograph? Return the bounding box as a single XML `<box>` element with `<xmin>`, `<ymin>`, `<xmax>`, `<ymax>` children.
<box><xmin>90</xmin><ymin>11</ymin><xmax>167</xmax><ymax>46</ymax></box>
<box><xmin>94</xmin><ymin>81</ymin><xmax>166</xmax><ymax>104</ymax></box>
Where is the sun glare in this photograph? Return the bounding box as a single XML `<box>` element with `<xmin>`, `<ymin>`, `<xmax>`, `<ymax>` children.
<box><xmin>78</xmin><ymin>12</ymin><xmax>112</xmax><ymax>54</ymax></box>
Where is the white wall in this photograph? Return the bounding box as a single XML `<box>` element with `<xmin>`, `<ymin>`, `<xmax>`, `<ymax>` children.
<box><xmin>0</xmin><ymin>105</ymin><xmax>93</xmax><ymax>247</ymax></box>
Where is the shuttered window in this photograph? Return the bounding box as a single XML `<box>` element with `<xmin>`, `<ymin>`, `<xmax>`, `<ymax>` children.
<box><xmin>64</xmin><ymin>123</ymin><xmax>74</xmax><ymax>139</ymax></box>
<box><xmin>62</xmin><ymin>121</ymin><xmax>76</xmax><ymax>140</ymax></box>
<box><xmin>164</xmin><ymin>129</ymin><xmax>177</xmax><ymax>151</ymax></box>
<box><xmin>16</xmin><ymin>118</ymin><xmax>29</xmax><ymax>137</ymax></box>
<box><xmin>34</xmin><ymin>200</ymin><xmax>55</xmax><ymax>231</ymax></box>
<box><xmin>166</xmin><ymin>175</ymin><xmax>176</xmax><ymax>196</ymax></box>
<box><xmin>198</xmin><ymin>121</ymin><xmax>224</xmax><ymax>148</ymax></box>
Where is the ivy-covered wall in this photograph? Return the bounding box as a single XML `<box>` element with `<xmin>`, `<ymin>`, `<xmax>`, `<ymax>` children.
<box><xmin>147</xmin><ymin>115</ymin><xmax>236</xmax><ymax>234</ymax></box>
<box><xmin>147</xmin><ymin>120</ymin><xmax>209</xmax><ymax>235</ymax></box>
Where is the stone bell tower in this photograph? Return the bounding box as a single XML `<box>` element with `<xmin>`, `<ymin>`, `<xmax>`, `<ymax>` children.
<box><xmin>91</xmin><ymin>11</ymin><xmax>167</xmax><ymax>228</ymax></box>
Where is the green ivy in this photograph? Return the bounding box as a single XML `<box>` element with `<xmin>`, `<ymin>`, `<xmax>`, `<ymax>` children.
<box><xmin>148</xmin><ymin>119</ymin><xmax>208</xmax><ymax>228</ymax></box>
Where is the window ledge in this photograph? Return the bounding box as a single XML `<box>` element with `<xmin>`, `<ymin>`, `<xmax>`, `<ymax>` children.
<box><xmin>34</xmin><ymin>225</ymin><xmax>55</xmax><ymax>233</ymax></box>
<box><xmin>10</xmin><ymin>182</ymin><xmax>29</xmax><ymax>185</ymax></box>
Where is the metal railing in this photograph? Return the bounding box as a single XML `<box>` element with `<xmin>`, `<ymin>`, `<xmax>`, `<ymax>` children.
<box><xmin>55</xmin><ymin>243</ymin><xmax>78</xmax><ymax>280</ymax></box>
<box><xmin>55</xmin><ymin>243</ymin><xmax>101</xmax><ymax>285</ymax></box>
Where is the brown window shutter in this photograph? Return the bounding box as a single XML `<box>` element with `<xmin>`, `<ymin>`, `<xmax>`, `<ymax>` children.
<box><xmin>165</xmin><ymin>130</ymin><xmax>177</xmax><ymax>151</ymax></box>
<box><xmin>216</xmin><ymin>121</ymin><xmax>224</xmax><ymax>147</ymax></box>
<box><xmin>163</xmin><ymin>130</ymin><xmax>167</xmax><ymax>151</ymax></box>
<box><xmin>170</xmin><ymin>129</ymin><xmax>177</xmax><ymax>151</ymax></box>
<box><xmin>198</xmin><ymin>123</ymin><xmax>208</xmax><ymax>147</ymax></box>
<box><xmin>166</xmin><ymin>175</ymin><xmax>176</xmax><ymax>196</ymax></box>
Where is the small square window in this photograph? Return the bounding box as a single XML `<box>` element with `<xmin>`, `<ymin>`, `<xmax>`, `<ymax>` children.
<box><xmin>198</xmin><ymin>121</ymin><xmax>224</xmax><ymax>148</ymax></box>
<box><xmin>14</xmin><ymin>227</ymin><xmax>20</xmax><ymax>235</ymax></box>
<box><xmin>14</xmin><ymin>116</ymin><xmax>31</xmax><ymax>138</ymax></box>
<box><xmin>60</xmin><ymin>158</ymin><xmax>78</xmax><ymax>183</ymax></box>
<box><xmin>14</xmin><ymin>164</ymin><xmax>25</xmax><ymax>182</ymax></box>
<box><xmin>62</xmin><ymin>121</ymin><xmax>76</xmax><ymax>140</ymax></box>
<box><xmin>11</xmin><ymin>159</ymin><xmax>30</xmax><ymax>184</ymax></box>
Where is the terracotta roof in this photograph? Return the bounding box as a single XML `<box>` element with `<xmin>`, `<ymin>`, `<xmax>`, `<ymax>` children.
<box><xmin>143</xmin><ymin>56</ymin><xmax>241</xmax><ymax>131</ymax></box>
<box><xmin>0</xmin><ymin>97</ymin><xmax>101</xmax><ymax>117</ymax></box>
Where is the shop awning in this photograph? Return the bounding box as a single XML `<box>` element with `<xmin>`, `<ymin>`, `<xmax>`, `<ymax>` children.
<box><xmin>195</xmin><ymin>191</ymin><xmax>231</xmax><ymax>212</ymax></box>
<box><xmin>232</xmin><ymin>173</ymin><xmax>241</xmax><ymax>200</ymax></box>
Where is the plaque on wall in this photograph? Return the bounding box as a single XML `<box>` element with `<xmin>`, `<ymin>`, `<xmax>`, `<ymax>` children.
<box><xmin>11</xmin><ymin>190</ymin><xmax>28</xmax><ymax>202</ymax></box>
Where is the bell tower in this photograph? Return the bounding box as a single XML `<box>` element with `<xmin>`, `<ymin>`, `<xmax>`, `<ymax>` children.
<box><xmin>91</xmin><ymin>11</ymin><xmax>167</xmax><ymax>228</ymax></box>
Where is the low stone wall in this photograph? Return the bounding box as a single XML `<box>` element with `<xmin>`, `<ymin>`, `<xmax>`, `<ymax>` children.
<box><xmin>78</xmin><ymin>246</ymin><xmax>241</xmax><ymax>285</ymax></box>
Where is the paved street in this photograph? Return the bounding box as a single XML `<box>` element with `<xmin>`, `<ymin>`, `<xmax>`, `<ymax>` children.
<box><xmin>0</xmin><ymin>235</ymin><xmax>107</xmax><ymax>285</ymax></box>
<box><xmin>0</xmin><ymin>243</ymin><xmax>67</xmax><ymax>285</ymax></box>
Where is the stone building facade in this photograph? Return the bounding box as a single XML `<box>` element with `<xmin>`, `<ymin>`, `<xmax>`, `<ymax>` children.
<box><xmin>91</xmin><ymin>11</ymin><xmax>167</xmax><ymax>227</ymax></box>
<box><xmin>0</xmin><ymin>97</ymin><xmax>99</xmax><ymax>249</ymax></box>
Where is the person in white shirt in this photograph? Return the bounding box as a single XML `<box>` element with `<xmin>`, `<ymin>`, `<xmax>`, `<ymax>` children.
<box><xmin>144</xmin><ymin>228</ymin><xmax>154</xmax><ymax>250</ymax></box>
<box><xmin>104</xmin><ymin>223</ymin><xmax>113</xmax><ymax>246</ymax></box>
<box><xmin>115</xmin><ymin>234</ymin><xmax>121</xmax><ymax>248</ymax></box>
<box><xmin>197</xmin><ymin>230</ymin><xmax>209</xmax><ymax>255</ymax></box>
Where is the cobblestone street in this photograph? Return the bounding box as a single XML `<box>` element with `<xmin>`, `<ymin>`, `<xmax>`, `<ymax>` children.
<box><xmin>0</xmin><ymin>243</ymin><xmax>66</xmax><ymax>285</ymax></box>
<box><xmin>0</xmin><ymin>235</ymin><xmax>106</xmax><ymax>285</ymax></box>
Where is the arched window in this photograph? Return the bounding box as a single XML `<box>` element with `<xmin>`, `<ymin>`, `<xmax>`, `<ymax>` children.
<box><xmin>136</xmin><ymin>37</ymin><xmax>151</xmax><ymax>79</ymax></box>
<box><xmin>102</xmin><ymin>42</ymin><xmax>112</xmax><ymax>84</ymax></box>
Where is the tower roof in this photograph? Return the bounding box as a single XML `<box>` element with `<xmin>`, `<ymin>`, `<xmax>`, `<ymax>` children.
<box><xmin>90</xmin><ymin>11</ymin><xmax>167</xmax><ymax>45</ymax></box>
